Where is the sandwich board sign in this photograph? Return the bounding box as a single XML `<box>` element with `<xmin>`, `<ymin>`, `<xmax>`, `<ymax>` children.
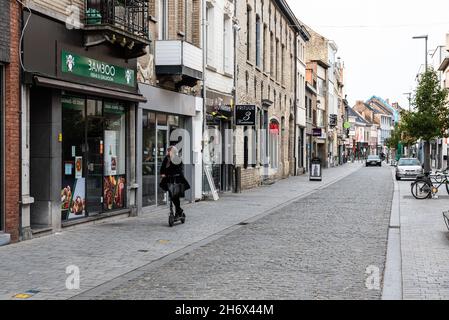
<box><xmin>204</xmin><ymin>165</ymin><xmax>219</xmax><ymax>201</ymax></box>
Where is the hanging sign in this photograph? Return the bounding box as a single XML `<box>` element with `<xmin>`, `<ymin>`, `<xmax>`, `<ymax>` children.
<box><xmin>312</xmin><ymin>128</ymin><xmax>322</xmax><ymax>137</ymax></box>
<box><xmin>235</xmin><ymin>105</ymin><xmax>256</xmax><ymax>126</ymax></box>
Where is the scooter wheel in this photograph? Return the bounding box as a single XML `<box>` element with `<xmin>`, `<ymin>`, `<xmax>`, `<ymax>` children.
<box><xmin>169</xmin><ymin>215</ymin><xmax>175</xmax><ymax>227</ymax></box>
<box><xmin>181</xmin><ymin>215</ymin><xmax>186</xmax><ymax>224</ymax></box>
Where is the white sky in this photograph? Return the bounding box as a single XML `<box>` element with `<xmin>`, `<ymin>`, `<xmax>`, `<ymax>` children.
<box><xmin>287</xmin><ymin>0</ymin><xmax>449</xmax><ymax>109</ymax></box>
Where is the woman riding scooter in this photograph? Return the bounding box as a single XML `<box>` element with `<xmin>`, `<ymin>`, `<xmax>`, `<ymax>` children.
<box><xmin>160</xmin><ymin>146</ymin><xmax>190</xmax><ymax>219</ymax></box>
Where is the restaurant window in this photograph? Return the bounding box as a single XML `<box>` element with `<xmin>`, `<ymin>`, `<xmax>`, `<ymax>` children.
<box><xmin>61</xmin><ymin>96</ymin><xmax>127</xmax><ymax>222</ymax></box>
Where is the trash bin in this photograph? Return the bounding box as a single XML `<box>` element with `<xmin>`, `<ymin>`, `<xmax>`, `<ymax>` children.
<box><xmin>310</xmin><ymin>157</ymin><xmax>322</xmax><ymax>181</ymax></box>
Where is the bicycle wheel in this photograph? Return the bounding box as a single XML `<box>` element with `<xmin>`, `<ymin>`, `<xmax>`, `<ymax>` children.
<box><xmin>411</xmin><ymin>180</ymin><xmax>432</xmax><ymax>200</ymax></box>
<box><xmin>445</xmin><ymin>180</ymin><xmax>449</xmax><ymax>195</ymax></box>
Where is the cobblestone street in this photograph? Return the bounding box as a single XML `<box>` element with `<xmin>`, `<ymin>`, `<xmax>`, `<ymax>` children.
<box><xmin>87</xmin><ymin>165</ymin><xmax>393</xmax><ymax>300</ymax></box>
<box><xmin>0</xmin><ymin>164</ymin><xmax>362</xmax><ymax>300</ymax></box>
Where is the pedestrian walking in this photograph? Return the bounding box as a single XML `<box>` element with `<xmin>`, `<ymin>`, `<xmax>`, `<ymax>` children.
<box><xmin>159</xmin><ymin>146</ymin><xmax>191</xmax><ymax>217</ymax></box>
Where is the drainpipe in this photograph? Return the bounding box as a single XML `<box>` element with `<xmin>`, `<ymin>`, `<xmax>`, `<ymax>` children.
<box><xmin>202</xmin><ymin>0</ymin><xmax>207</xmax><ymax>197</ymax></box>
<box><xmin>232</xmin><ymin>0</ymin><xmax>239</xmax><ymax>193</ymax></box>
<box><xmin>18</xmin><ymin>3</ymin><xmax>23</xmax><ymax>241</ymax></box>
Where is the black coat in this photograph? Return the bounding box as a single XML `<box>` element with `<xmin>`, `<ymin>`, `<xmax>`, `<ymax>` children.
<box><xmin>159</xmin><ymin>156</ymin><xmax>191</xmax><ymax>194</ymax></box>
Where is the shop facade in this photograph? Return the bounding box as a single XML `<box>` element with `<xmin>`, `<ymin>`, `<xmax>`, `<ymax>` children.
<box><xmin>204</xmin><ymin>92</ymin><xmax>233</xmax><ymax>194</ymax></box>
<box><xmin>137</xmin><ymin>84</ymin><xmax>203</xmax><ymax>214</ymax></box>
<box><xmin>21</xmin><ymin>7</ymin><xmax>148</xmax><ymax>236</ymax></box>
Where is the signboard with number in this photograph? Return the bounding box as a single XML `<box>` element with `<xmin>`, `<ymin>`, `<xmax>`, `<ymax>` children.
<box><xmin>235</xmin><ymin>105</ymin><xmax>256</xmax><ymax>126</ymax></box>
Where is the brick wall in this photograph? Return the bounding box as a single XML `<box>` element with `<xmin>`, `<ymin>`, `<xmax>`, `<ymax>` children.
<box><xmin>235</xmin><ymin>0</ymin><xmax>296</xmax><ymax>189</ymax></box>
<box><xmin>304</xmin><ymin>26</ymin><xmax>328</xmax><ymax>65</ymax></box>
<box><xmin>25</xmin><ymin>0</ymin><xmax>85</xmax><ymax>23</ymax></box>
<box><xmin>4</xmin><ymin>0</ymin><xmax>21</xmax><ymax>241</ymax></box>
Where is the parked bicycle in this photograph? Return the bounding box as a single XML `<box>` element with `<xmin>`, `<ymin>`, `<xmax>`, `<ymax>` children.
<box><xmin>411</xmin><ymin>169</ymin><xmax>449</xmax><ymax>200</ymax></box>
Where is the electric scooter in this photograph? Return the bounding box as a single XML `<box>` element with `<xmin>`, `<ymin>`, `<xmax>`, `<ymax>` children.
<box><xmin>168</xmin><ymin>196</ymin><xmax>186</xmax><ymax>227</ymax></box>
<box><xmin>167</xmin><ymin>175</ymin><xmax>186</xmax><ymax>227</ymax></box>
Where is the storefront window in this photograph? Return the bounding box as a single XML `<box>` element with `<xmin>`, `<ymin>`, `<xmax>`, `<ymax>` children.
<box><xmin>103</xmin><ymin>102</ymin><xmax>126</xmax><ymax>211</ymax></box>
<box><xmin>62</xmin><ymin>96</ymin><xmax>87</xmax><ymax>221</ymax></box>
<box><xmin>61</xmin><ymin>96</ymin><xmax>127</xmax><ymax>221</ymax></box>
<box><xmin>269</xmin><ymin>120</ymin><xmax>280</xmax><ymax>169</ymax></box>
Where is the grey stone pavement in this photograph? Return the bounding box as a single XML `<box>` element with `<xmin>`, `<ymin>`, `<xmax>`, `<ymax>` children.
<box><xmin>0</xmin><ymin>163</ymin><xmax>363</xmax><ymax>300</ymax></box>
<box><xmin>82</xmin><ymin>164</ymin><xmax>394</xmax><ymax>300</ymax></box>
<box><xmin>395</xmin><ymin>170</ymin><xmax>449</xmax><ymax>300</ymax></box>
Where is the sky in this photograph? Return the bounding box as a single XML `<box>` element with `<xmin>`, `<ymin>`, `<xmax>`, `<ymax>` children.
<box><xmin>287</xmin><ymin>0</ymin><xmax>449</xmax><ymax>109</ymax></box>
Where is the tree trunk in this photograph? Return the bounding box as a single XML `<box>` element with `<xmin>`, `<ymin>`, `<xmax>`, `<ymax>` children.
<box><xmin>424</xmin><ymin>140</ymin><xmax>431</xmax><ymax>173</ymax></box>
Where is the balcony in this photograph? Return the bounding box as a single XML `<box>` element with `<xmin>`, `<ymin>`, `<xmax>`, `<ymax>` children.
<box><xmin>84</xmin><ymin>0</ymin><xmax>151</xmax><ymax>59</ymax></box>
<box><xmin>155</xmin><ymin>40</ymin><xmax>203</xmax><ymax>88</ymax></box>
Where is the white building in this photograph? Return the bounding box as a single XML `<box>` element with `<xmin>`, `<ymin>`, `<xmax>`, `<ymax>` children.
<box><xmin>294</xmin><ymin>26</ymin><xmax>310</xmax><ymax>175</ymax></box>
<box><xmin>204</xmin><ymin>0</ymin><xmax>235</xmax><ymax>193</ymax></box>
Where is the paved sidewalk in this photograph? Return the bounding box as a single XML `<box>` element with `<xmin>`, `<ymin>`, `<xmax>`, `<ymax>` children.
<box><xmin>396</xmin><ymin>171</ymin><xmax>449</xmax><ymax>300</ymax></box>
<box><xmin>0</xmin><ymin>163</ymin><xmax>361</xmax><ymax>300</ymax></box>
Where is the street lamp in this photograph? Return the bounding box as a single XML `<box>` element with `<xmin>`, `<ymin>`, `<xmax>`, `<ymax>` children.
<box><xmin>412</xmin><ymin>35</ymin><xmax>430</xmax><ymax>172</ymax></box>
<box><xmin>412</xmin><ymin>35</ymin><xmax>428</xmax><ymax>71</ymax></box>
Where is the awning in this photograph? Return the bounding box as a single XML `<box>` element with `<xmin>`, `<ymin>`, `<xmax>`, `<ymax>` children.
<box><xmin>138</xmin><ymin>83</ymin><xmax>198</xmax><ymax>117</ymax></box>
<box><xmin>34</xmin><ymin>76</ymin><xmax>147</xmax><ymax>103</ymax></box>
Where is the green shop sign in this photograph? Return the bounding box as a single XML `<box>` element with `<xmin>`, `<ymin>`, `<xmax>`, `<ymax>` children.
<box><xmin>61</xmin><ymin>50</ymin><xmax>136</xmax><ymax>87</ymax></box>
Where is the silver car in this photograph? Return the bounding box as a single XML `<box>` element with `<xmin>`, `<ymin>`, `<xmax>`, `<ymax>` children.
<box><xmin>395</xmin><ymin>158</ymin><xmax>423</xmax><ymax>180</ymax></box>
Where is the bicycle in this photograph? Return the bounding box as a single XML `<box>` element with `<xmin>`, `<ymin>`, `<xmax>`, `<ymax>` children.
<box><xmin>411</xmin><ymin>169</ymin><xmax>449</xmax><ymax>200</ymax></box>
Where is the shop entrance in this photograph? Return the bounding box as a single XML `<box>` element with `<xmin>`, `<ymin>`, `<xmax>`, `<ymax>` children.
<box><xmin>156</xmin><ymin>125</ymin><xmax>168</xmax><ymax>206</ymax></box>
<box><xmin>142</xmin><ymin>111</ymin><xmax>184</xmax><ymax>208</ymax></box>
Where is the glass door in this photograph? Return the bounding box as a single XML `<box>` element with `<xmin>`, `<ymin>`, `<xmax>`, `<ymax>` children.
<box><xmin>156</xmin><ymin>125</ymin><xmax>168</xmax><ymax>206</ymax></box>
<box><xmin>142</xmin><ymin>111</ymin><xmax>157</xmax><ymax>207</ymax></box>
<box><xmin>86</xmin><ymin>99</ymin><xmax>104</xmax><ymax>215</ymax></box>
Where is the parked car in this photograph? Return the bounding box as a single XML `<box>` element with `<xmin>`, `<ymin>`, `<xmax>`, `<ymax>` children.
<box><xmin>366</xmin><ymin>155</ymin><xmax>382</xmax><ymax>167</ymax></box>
<box><xmin>395</xmin><ymin>158</ymin><xmax>423</xmax><ymax>180</ymax></box>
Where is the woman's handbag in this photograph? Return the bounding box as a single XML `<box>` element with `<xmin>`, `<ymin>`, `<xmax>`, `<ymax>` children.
<box><xmin>168</xmin><ymin>182</ymin><xmax>185</xmax><ymax>198</ymax></box>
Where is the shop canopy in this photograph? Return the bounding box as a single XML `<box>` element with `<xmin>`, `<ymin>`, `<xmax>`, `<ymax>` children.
<box><xmin>34</xmin><ymin>76</ymin><xmax>147</xmax><ymax>103</ymax></box>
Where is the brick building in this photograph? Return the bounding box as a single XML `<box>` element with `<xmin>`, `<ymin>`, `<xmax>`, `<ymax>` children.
<box><xmin>234</xmin><ymin>0</ymin><xmax>308</xmax><ymax>190</ymax></box>
<box><xmin>0</xmin><ymin>0</ymin><xmax>21</xmax><ymax>245</ymax></box>
<box><xmin>305</xmin><ymin>26</ymin><xmax>342</xmax><ymax>168</ymax></box>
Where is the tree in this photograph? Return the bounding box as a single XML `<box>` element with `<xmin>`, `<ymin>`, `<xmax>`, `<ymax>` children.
<box><xmin>402</xmin><ymin>69</ymin><xmax>449</xmax><ymax>172</ymax></box>
<box><xmin>387</xmin><ymin>119</ymin><xmax>417</xmax><ymax>160</ymax></box>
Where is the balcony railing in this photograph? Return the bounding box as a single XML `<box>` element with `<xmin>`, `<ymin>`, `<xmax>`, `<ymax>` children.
<box><xmin>85</xmin><ymin>0</ymin><xmax>149</xmax><ymax>39</ymax></box>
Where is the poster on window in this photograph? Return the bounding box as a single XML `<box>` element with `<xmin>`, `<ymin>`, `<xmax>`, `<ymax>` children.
<box><xmin>103</xmin><ymin>175</ymin><xmax>126</xmax><ymax>211</ymax></box>
<box><xmin>75</xmin><ymin>156</ymin><xmax>83</xmax><ymax>179</ymax></box>
<box><xmin>104</xmin><ymin>130</ymin><xmax>118</xmax><ymax>176</ymax></box>
<box><xmin>61</xmin><ymin>178</ymin><xmax>86</xmax><ymax>220</ymax></box>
